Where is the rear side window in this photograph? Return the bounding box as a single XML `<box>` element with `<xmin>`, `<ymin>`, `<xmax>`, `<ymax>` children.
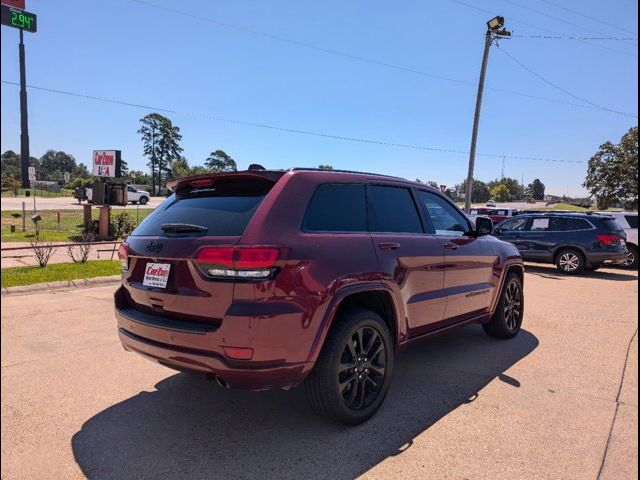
<box><xmin>303</xmin><ymin>184</ymin><xmax>366</xmax><ymax>232</ymax></box>
<box><xmin>132</xmin><ymin>177</ymin><xmax>272</xmax><ymax>237</ymax></box>
<box><xmin>625</xmin><ymin>215</ymin><xmax>638</xmax><ymax>229</ymax></box>
<box><xmin>368</xmin><ymin>186</ymin><xmax>423</xmax><ymax>233</ymax></box>
<box><xmin>552</xmin><ymin>217</ymin><xmax>592</xmax><ymax>231</ymax></box>
<box><xmin>602</xmin><ymin>218</ymin><xmax>625</xmax><ymax>233</ymax></box>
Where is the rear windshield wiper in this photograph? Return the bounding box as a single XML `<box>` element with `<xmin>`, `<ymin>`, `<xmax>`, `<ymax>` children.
<box><xmin>160</xmin><ymin>223</ymin><xmax>208</xmax><ymax>233</ymax></box>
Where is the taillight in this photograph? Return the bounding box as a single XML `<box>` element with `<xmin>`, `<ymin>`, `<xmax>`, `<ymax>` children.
<box><xmin>596</xmin><ymin>234</ymin><xmax>620</xmax><ymax>246</ymax></box>
<box><xmin>195</xmin><ymin>246</ymin><xmax>281</xmax><ymax>279</ymax></box>
<box><xmin>118</xmin><ymin>243</ymin><xmax>129</xmax><ymax>271</ymax></box>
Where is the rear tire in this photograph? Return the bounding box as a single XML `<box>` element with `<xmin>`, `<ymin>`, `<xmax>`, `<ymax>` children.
<box><xmin>555</xmin><ymin>248</ymin><xmax>585</xmax><ymax>275</ymax></box>
<box><xmin>622</xmin><ymin>245</ymin><xmax>638</xmax><ymax>269</ymax></box>
<box><xmin>483</xmin><ymin>273</ymin><xmax>524</xmax><ymax>339</ymax></box>
<box><xmin>304</xmin><ymin>308</ymin><xmax>393</xmax><ymax>425</ymax></box>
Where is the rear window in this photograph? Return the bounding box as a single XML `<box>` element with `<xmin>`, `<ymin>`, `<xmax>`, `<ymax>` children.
<box><xmin>601</xmin><ymin>218</ymin><xmax>625</xmax><ymax>233</ymax></box>
<box><xmin>303</xmin><ymin>184</ymin><xmax>366</xmax><ymax>232</ymax></box>
<box><xmin>131</xmin><ymin>177</ymin><xmax>272</xmax><ymax>237</ymax></box>
<box><xmin>625</xmin><ymin>215</ymin><xmax>638</xmax><ymax>229</ymax></box>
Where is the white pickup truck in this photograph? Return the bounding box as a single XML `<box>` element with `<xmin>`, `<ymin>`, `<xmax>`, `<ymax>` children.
<box><xmin>75</xmin><ymin>185</ymin><xmax>151</xmax><ymax>205</ymax></box>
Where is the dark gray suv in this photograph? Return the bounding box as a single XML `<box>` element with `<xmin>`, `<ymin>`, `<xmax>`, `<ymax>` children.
<box><xmin>493</xmin><ymin>213</ymin><xmax>628</xmax><ymax>274</ymax></box>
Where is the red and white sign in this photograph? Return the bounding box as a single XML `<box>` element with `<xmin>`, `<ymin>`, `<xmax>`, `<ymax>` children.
<box><xmin>143</xmin><ymin>263</ymin><xmax>171</xmax><ymax>288</ymax></box>
<box><xmin>1</xmin><ymin>0</ymin><xmax>25</xmax><ymax>10</ymax></box>
<box><xmin>440</xmin><ymin>184</ymin><xmax>447</xmax><ymax>193</ymax></box>
<box><xmin>92</xmin><ymin>150</ymin><xmax>117</xmax><ymax>177</ymax></box>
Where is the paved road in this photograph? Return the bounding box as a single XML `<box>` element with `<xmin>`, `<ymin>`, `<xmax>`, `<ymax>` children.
<box><xmin>1</xmin><ymin>266</ymin><xmax>637</xmax><ymax>479</ymax></box>
<box><xmin>1</xmin><ymin>196</ymin><xmax>166</xmax><ymax>211</ymax></box>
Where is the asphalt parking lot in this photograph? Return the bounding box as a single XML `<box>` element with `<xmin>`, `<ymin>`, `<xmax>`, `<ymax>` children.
<box><xmin>1</xmin><ymin>265</ymin><xmax>637</xmax><ymax>480</ymax></box>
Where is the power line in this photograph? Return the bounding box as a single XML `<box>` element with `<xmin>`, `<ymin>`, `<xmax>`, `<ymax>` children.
<box><xmin>447</xmin><ymin>0</ymin><xmax>637</xmax><ymax>58</ymax></box>
<box><xmin>538</xmin><ymin>0</ymin><xmax>638</xmax><ymax>36</ymax></box>
<box><xmin>496</xmin><ymin>47</ymin><xmax>637</xmax><ymax>118</ymax></box>
<box><xmin>0</xmin><ymin>80</ymin><xmax>586</xmax><ymax>164</ymax></box>
<box><xmin>512</xmin><ymin>34</ymin><xmax>637</xmax><ymax>41</ymax></box>
<box><xmin>501</xmin><ymin>0</ymin><xmax>629</xmax><ymax>40</ymax></box>
<box><xmin>128</xmin><ymin>0</ymin><xmax>635</xmax><ymax>115</ymax></box>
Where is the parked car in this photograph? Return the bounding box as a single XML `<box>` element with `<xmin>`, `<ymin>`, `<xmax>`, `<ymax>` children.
<box><xmin>114</xmin><ymin>169</ymin><xmax>525</xmax><ymax>425</ymax></box>
<box><xmin>469</xmin><ymin>207</ymin><xmax>519</xmax><ymax>224</ymax></box>
<box><xmin>595</xmin><ymin>212</ymin><xmax>638</xmax><ymax>268</ymax></box>
<box><xmin>493</xmin><ymin>213</ymin><xmax>628</xmax><ymax>274</ymax></box>
<box><xmin>486</xmin><ymin>200</ymin><xmax>497</xmax><ymax>207</ymax></box>
<box><xmin>74</xmin><ymin>185</ymin><xmax>150</xmax><ymax>205</ymax></box>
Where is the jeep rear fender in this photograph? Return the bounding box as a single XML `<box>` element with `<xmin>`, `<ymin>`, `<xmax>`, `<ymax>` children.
<box><xmin>305</xmin><ymin>283</ymin><xmax>403</xmax><ymax>365</ymax></box>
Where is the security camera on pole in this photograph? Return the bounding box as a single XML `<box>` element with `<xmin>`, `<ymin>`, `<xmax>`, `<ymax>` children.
<box><xmin>464</xmin><ymin>16</ymin><xmax>511</xmax><ymax>213</ymax></box>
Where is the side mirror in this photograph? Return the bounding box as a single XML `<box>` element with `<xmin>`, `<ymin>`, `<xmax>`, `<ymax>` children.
<box><xmin>475</xmin><ymin>216</ymin><xmax>493</xmax><ymax>236</ymax></box>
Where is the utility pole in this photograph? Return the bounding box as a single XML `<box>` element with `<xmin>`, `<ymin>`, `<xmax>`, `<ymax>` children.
<box><xmin>19</xmin><ymin>28</ymin><xmax>30</xmax><ymax>189</ymax></box>
<box><xmin>464</xmin><ymin>17</ymin><xmax>510</xmax><ymax>213</ymax></box>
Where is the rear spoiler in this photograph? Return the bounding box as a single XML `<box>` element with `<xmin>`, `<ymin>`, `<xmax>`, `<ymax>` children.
<box><xmin>167</xmin><ymin>170</ymin><xmax>286</xmax><ymax>192</ymax></box>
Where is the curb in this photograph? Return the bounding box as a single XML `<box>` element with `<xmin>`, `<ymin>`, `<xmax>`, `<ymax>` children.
<box><xmin>1</xmin><ymin>275</ymin><xmax>121</xmax><ymax>296</ymax></box>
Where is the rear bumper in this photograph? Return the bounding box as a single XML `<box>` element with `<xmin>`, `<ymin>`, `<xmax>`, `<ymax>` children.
<box><xmin>114</xmin><ymin>287</ymin><xmax>314</xmax><ymax>390</ymax></box>
<box><xmin>587</xmin><ymin>251</ymin><xmax>628</xmax><ymax>266</ymax></box>
<box><xmin>117</xmin><ymin>325</ymin><xmax>309</xmax><ymax>390</ymax></box>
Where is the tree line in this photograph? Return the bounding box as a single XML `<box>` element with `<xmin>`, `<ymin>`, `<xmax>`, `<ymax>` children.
<box><xmin>415</xmin><ymin>176</ymin><xmax>546</xmax><ymax>203</ymax></box>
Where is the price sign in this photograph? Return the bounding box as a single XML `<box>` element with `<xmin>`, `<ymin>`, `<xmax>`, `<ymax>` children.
<box><xmin>1</xmin><ymin>5</ymin><xmax>37</xmax><ymax>32</ymax></box>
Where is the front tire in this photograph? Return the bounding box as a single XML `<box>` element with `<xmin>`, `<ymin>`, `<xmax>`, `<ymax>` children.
<box><xmin>139</xmin><ymin>196</ymin><xmax>149</xmax><ymax>205</ymax></box>
<box><xmin>483</xmin><ymin>273</ymin><xmax>524</xmax><ymax>339</ymax></box>
<box><xmin>304</xmin><ymin>308</ymin><xmax>393</xmax><ymax>425</ymax></box>
<box><xmin>555</xmin><ymin>248</ymin><xmax>585</xmax><ymax>275</ymax></box>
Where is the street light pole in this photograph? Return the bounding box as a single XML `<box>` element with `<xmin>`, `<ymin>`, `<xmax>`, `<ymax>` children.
<box><xmin>19</xmin><ymin>28</ymin><xmax>30</xmax><ymax>189</ymax></box>
<box><xmin>464</xmin><ymin>17</ymin><xmax>510</xmax><ymax>213</ymax></box>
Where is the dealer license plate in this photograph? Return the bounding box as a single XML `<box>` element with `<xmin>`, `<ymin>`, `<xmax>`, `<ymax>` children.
<box><xmin>143</xmin><ymin>263</ymin><xmax>171</xmax><ymax>288</ymax></box>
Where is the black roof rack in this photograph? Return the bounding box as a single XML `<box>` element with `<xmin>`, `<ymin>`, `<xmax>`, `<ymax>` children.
<box><xmin>290</xmin><ymin>167</ymin><xmax>406</xmax><ymax>181</ymax></box>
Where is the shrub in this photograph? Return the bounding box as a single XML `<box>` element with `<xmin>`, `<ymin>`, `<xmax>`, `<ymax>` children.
<box><xmin>29</xmin><ymin>239</ymin><xmax>57</xmax><ymax>267</ymax></box>
<box><xmin>66</xmin><ymin>233</ymin><xmax>94</xmax><ymax>263</ymax></box>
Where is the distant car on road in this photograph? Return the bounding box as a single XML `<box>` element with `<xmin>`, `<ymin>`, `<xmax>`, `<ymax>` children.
<box><xmin>469</xmin><ymin>207</ymin><xmax>519</xmax><ymax>224</ymax></box>
<box><xmin>486</xmin><ymin>200</ymin><xmax>497</xmax><ymax>207</ymax></box>
<box><xmin>595</xmin><ymin>212</ymin><xmax>638</xmax><ymax>268</ymax></box>
<box><xmin>74</xmin><ymin>185</ymin><xmax>150</xmax><ymax>205</ymax></box>
<box><xmin>493</xmin><ymin>212</ymin><xmax>628</xmax><ymax>274</ymax></box>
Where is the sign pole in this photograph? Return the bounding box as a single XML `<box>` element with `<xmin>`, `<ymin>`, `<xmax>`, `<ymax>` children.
<box><xmin>19</xmin><ymin>27</ymin><xmax>30</xmax><ymax>189</ymax></box>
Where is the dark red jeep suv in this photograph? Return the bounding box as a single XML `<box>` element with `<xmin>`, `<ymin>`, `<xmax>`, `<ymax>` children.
<box><xmin>115</xmin><ymin>168</ymin><xmax>524</xmax><ymax>424</ymax></box>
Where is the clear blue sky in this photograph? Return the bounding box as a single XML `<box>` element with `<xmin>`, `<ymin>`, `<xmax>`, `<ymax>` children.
<box><xmin>1</xmin><ymin>0</ymin><xmax>637</xmax><ymax>196</ymax></box>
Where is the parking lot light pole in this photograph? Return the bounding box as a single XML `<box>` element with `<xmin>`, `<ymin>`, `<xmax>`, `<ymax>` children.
<box><xmin>464</xmin><ymin>17</ymin><xmax>510</xmax><ymax>213</ymax></box>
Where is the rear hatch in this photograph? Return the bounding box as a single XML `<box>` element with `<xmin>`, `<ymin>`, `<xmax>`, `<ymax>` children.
<box><xmin>118</xmin><ymin>172</ymin><xmax>284</xmax><ymax>328</ymax></box>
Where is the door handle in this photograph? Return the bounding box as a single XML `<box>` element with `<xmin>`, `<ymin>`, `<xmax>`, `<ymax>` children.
<box><xmin>378</xmin><ymin>242</ymin><xmax>400</xmax><ymax>250</ymax></box>
<box><xmin>443</xmin><ymin>243</ymin><xmax>459</xmax><ymax>250</ymax></box>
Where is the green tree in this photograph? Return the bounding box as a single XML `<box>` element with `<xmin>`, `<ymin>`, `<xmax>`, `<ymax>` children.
<box><xmin>491</xmin><ymin>184</ymin><xmax>511</xmax><ymax>202</ymax></box>
<box><xmin>527</xmin><ymin>178</ymin><xmax>545</xmax><ymax>201</ymax></box>
<box><xmin>205</xmin><ymin>150</ymin><xmax>237</xmax><ymax>172</ymax></box>
<box><xmin>158</xmin><ymin>120</ymin><xmax>183</xmax><ymax>187</ymax></box>
<box><xmin>138</xmin><ymin>113</ymin><xmax>166</xmax><ymax>195</ymax></box>
<box><xmin>318</xmin><ymin>165</ymin><xmax>333</xmax><ymax>170</ymax></box>
<box><xmin>488</xmin><ymin>177</ymin><xmax>524</xmax><ymax>202</ymax></box>
<box><xmin>584</xmin><ymin>126</ymin><xmax>638</xmax><ymax>210</ymax></box>
<box><xmin>454</xmin><ymin>178</ymin><xmax>491</xmax><ymax>203</ymax></box>
<box><xmin>189</xmin><ymin>165</ymin><xmax>210</xmax><ymax>175</ymax></box>
<box><xmin>168</xmin><ymin>156</ymin><xmax>190</xmax><ymax>180</ymax></box>
<box><xmin>139</xmin><ymin>114</ymin><xmax>182</xmax><ymax>194</ymax></box>
<box><xmin>39</xmin><ymin>150</ymin><xmax>77</xmax><ymax>181</ymax></box>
